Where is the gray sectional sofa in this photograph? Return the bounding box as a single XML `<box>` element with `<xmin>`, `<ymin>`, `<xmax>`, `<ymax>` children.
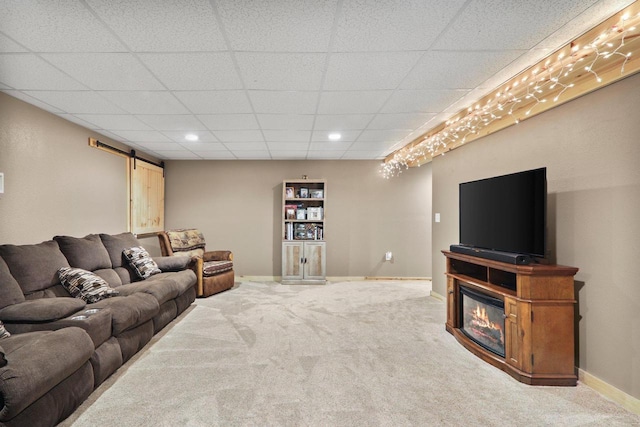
<box><xmin>0</xmin><ymin>232</ymin><xmax>197</xmax><ymax>427</ymax></box>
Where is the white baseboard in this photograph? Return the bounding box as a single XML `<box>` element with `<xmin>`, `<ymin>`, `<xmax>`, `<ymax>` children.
<box><xmin>237</xmin><ymin>276</ymin><xmax>432</xmax><ymax>283</ymax></box>
<box><xmin>578</xmin><ymin>369</ymin><xmax>640</xmax><ymax>415</ymax></box>
<box><xmin>429</xmin><ymin>290</ymin><xmax>446</xmax><ymax>302</ymax></box>
<box><xmin>237</xmin><ymin>276</ymin><xmax>280</xmax><ymax>282</ymax></box>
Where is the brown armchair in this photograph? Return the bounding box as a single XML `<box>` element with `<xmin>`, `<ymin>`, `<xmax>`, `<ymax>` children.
<box><xmin>158</xmin><ymin>229</ymin><xmax>234</xmax><ymax>297</ymax></box>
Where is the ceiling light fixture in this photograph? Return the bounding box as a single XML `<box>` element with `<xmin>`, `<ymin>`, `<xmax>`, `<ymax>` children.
<box><xmin>328</xmin><ymin>133</ymin><xmax>342</xmax><ymax>141</ymax></box>
<box><xmin>185</xmin><ymin>134</ymin><xmax>199</xmax><ymax>141</ymax></box>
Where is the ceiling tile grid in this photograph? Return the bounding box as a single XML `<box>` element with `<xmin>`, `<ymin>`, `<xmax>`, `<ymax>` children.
<box><xmin>0</xmin><ymin>0</ymin><xmax>635</xmax><ymax>160</ymax></box>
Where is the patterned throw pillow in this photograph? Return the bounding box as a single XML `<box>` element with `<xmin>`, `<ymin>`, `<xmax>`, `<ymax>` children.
<box><xmin>58</xmin><ymin>267</ymin><xmax>120</xmax><ymax>303</ymax></box>
<box><xmin>123</xmin><ymin>246</ymin><xmax>161</xmax><ymax>279</ymax></box>
<box><xmin>0</xmin><ymin>320</ymin><xmax>10</xmax><ymax>340</ymax></box>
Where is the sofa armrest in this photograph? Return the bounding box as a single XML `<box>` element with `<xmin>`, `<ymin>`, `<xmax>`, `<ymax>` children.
<box><xmin>0</xmin><ymin>298</ymin><xmax>86</xmax><ymax>323</ymax></box>
<box><xmin>203</xmin><ymin>250</ymin><xmax>233</xmax><ymax>262</ymax></box>
<box><xmin>154</xmin><ymin>255</ymin><xmax>191</xmax><ymax>272</ymax></box>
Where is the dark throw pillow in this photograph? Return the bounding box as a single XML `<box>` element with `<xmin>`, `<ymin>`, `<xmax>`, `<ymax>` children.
<box><xmin>0</xmin><ymin>320</ymin><xmax>10</xmax><ymax>340</ymax></box>
<box><xmin>58</xmin><ymin>267</ymin><xmax>120</xmax><ymax>303</ymax></box>
<box><xmin>123</xmin><ymin>246</ymin><xmax>161</xmax><ymax>279</ymax></box>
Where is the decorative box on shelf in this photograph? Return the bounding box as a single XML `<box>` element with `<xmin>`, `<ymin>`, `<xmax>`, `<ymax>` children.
<box><xmin>307</xmin><ymin>207</ymin><xmax>323</xmax><ymax>220</ymax></box>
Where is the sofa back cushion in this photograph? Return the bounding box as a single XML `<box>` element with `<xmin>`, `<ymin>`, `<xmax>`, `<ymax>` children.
<box><xmin>54</xmin><ymin>234</ymin><xmax>112</xmax><ymax>272</ymax></box>
<box><xmin>0</xmin><ymin>241</ymin><xmax>70</xmax><ymax>295</ymax></box>
<box><xmin>0</xmin><ymin>256</ymin><xmax>25</xmax><ymax>309</ymax></box>
<box><xmin>99</xmin><ymin>233</ymin><xmax>140</xmax><ymax>285</ymax></box>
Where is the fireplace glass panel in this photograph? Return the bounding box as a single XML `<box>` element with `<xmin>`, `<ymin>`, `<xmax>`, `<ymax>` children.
<box><xmin>460</xmin><ymin>286</ymin><xmax>505</xmax><ymax>357</ymax></box>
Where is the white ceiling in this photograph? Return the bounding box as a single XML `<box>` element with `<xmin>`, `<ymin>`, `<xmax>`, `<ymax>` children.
<box><xmin>0</xmin><ymin>0</ymin><xmax>634</xmax><ymax>161</ymax></box>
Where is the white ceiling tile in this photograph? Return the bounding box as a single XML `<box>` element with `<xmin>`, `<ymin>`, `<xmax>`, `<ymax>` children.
<box><xmin>139</xmin><ymin>53</ymin><xmax>242</xmax><ymax>90</ymax></box>
<box><xmin>270</xmin><ymin>151</ymin><xmax>310</xmax><ymax>159</ymax></box>
<box><xmin>0</xmin><ymin>83</ymin><xmax>10</xmax><ymax>90</ymax></box>
<box><xmin>249</xmin><ymin>91</ymin><xmax>319</xmax><ymax>114</ymax></box>
<box><xmin>175</xmin><ymin>91</ymin><xmax>252</xmax><ymax>114</ymax></box>
<box><xmin>263</xmin><ymin>131</ymin><xmax>311</xmax><ymax>142</ymax></box>
<box><xmin>313</xmin><ymin>114</ymin><xmax>374</xmax><ymax>130</ymax></box>
<box><xmin>23</xmin><ymin>91</ymin><xmax>125</xmax><ymax>114</ymax></box>
<box><xmin>162</xmin><ymin>131</ymin><xmax>217</xmax><ymax>143</ymax></box>
<box><xmin>58</xmin><ymin>114</ymin><xmax>101</xmax><ymax>129</ymax></box>
<box><xmin>213</xmin><ymin>130</ymin><xmax>264</xmax><ymax>142</ymax></box>
<box><xmin>180</xmin><ymin>142</ymin><xmax>227</xmax><ymax>151</ymax></box>
<box><xmin>318</xmin><ymin>91</ymin><xmax>391</xmax><ymax>114</ymax></box>
<box><xmin>197</xmin><ymin>151</ymin><xmax>237</xmax><ymax>159</ymax></box>
<box><xmin>95</xmin><ymin>130</ymin><xmax>127</xmax><ymax>143</ymax></box>
<box><xmin>257</xmin><ymin>114</ymin><xmax>314</xmax><ymax>130</ymax></box>
<box><xmin>236</xmin><ymin>53</ymin><xmax>326</xmax><ymax>90</ymax></box>
<box><xmin>136</xmin><ymin>115</ymin><xmax>206</xmax><ymax>131</ymax></box>
<box><xmin>198</xmin><ymin>114</ymin><xmax>259</xmax><ymax>130</ymax></box>
<box><xmin>381</xmin><ymin>90</ymin><xmax>468</xmax><ymax>113</ymax></box>
<box><xmin>134</xmin><ymin>142</ymin><xmax>185</xmax><ymax>151</ymax></box>
<box><xmin>309</xmin><ymin>141</ymin><xmax>353</xmax><ymax>151</ymax></box>
<box><xmin>333</xmin><ymin>0</ymin><xmax>466</xmax><ymax>51</ymax></box>
<box><xmin>0</xmin><ymin>34</ymin><xmax>27</xmax><ymax>52</ymax></box>
<box><xmin>433</xmin><ymin>0</ymin><xmax>597</xmax><ymax>50</ymax></box>
<box><xmin>234</xmin><ymin>151</ymin><xmax>272</xmax><ymax>159</ymax></box>
<box><xmin>112</xmin><ymin>131</ymin><xmax>171</xmax><ymax>143</ymax></box>
<box><xmin>2</xmin><ymin>90</ymin><xmax>64</xmax><ymax>113</ymax></box>
<box><xmin>0</xmin><ymin>1</ymin><xmax>125</xmax><ymax>52</ymax></box>
<box><xmin>42</xmin><ymin>54</ymin><xmax>163</xmax><ymax>91</ymax></box>
<box><xmin>306</xmin><ymin>150</ymin><xmax>346</xmax><ymax>159</ymax></box>
<box><xmin>101</xmin><ymin>91</ymin><xmax>189</xmax><ymax>114</ymax></box>
<box><xmin>75</xmin><ymin>114</ymin><xmax>153</xmax><ymax>131</ymax></box>
<box><xmin>267</xmin><ymin>142</ymin><xmax>310</xmax><ymax>151</ymax></box>
<box><xmin>401</xmin><ymin>51</ymin><xmax>526</xmax><ymax>90</ymax></box>
<box><xmin>324</xmin><ymin>52</ymin><xmax>423</xmax><ymax>90</ymax></box>
<box><xmin>311</xmin><ymin>131</ymin><xmax>361</xmax><ymax>142</ymax></box>
<box><xmin>86</xmin><ymin>0</ymin><xmax>226</xmax><ymax>52</ymax></box>
<box><xmin>367</xmin><ymin>113</ymin><xmax>435</xmax><ymax>130</ymax></box>
<box><xmin>350</xmin><ymin>141</ymin><xmax>397</xmax><ymax>151</ymax></box>
<box><xmin>357</xmin><ymin>130</ymin><xmax>411</xmax><ymax>142</ymax></box>
<box><xmin>216</xmin><ymin>0</ymin><xmax>337</xmax><ymax>52</ymax></box>
<box><xmin>151</xmin><ymin>150</ymin><xmax>201</xmax><ymax>159</ymax></box>
<box><xmin>224</xmin><ymin>142</ymin><xmax>268</xmax><ymax>151</ymax></box>
<box><xmin>0</xmin><ymin>55</ymin><xmax>86</xmax><ymax>90</ymax></box>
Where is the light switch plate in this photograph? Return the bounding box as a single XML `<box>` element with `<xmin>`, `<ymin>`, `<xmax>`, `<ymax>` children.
<box><xmin>0</xmin><ymin>172</ymin><xmax>4</xmax><ymax>194</ymax></box>
<box><xmin>435</xmin><ymin>213</ymin><xmax>440</xmax><ymax>223</ymax></box>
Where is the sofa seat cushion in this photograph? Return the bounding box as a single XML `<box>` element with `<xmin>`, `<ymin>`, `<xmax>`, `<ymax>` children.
<box><xmin>118</xmin><ymin>270</ymin><xmax>196</xmax><ymax>305</ymax></box>
<box><xmin>203</xmin><ymin>260</ymin><xmax>234</xmax><ymax>276</ymax></box>
<box><xmin>0</xmin><ymin>240</ymin><xmax>70</xmax><ymax>295</ymax></box>
<box><xmin>0</xmin><ymin>298</ymin><xmax>86</xmax><ymax>323</ymax></box>
<box><xmin>89</xmin><ymin>293</ymin><xmax>159</xmax><ymax>335</ymax></box>
<box><xmin>58</xmin><ymin>268</ymin><xmax>120</xmax><ymax>303</ymax></box>
<box><xmin>0</xmin><ymin>327</ymin><xmax>94</xmax><ymax>421</ymax></box>
<box><xmin>54</xmin><ymin>234</ymin><xmax>112</xmax><ymax>272</ymax></box>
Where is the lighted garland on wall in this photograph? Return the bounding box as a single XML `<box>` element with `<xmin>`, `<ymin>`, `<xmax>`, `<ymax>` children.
<box><xmin>381</xmin><ymin>9</ymin><xmax>640</xmax><ymax>179</ymax></box>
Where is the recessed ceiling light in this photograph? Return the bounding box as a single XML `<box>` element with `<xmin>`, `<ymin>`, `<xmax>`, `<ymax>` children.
<box><xmin>328</xmin><ymin>133</ymin><xmax>341</xmax><ymax>141</ymax></box>
<box><xmin>185</xmin><ymin>134</ymin><xmax>199</xmax><ymax>141</ymax></box>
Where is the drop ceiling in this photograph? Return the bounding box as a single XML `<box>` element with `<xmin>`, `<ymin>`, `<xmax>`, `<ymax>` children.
<box><xmin>0</xmin><ymin>0</ymin><xmax>634</xmax><ymax>161</ymax></box>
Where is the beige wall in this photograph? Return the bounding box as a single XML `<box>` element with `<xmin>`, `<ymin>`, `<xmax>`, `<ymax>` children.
<box><xmin>431</xmin><ymin>73</ymin><xmax>640</xmax><ymax>399</ymax></box>
<box><xmin>0</xmin><ymin>92</ymin><xmax>131</xmax><ymax>243</ymax></box>
<box><xmin>165</xmin><ymin>160</ymin><xmax>432</xmax><ymax>278</ymax></box>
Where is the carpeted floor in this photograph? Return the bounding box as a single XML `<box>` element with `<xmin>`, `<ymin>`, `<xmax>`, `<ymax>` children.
<box><xmin>62</xmin><ymin>280</ymin><xmax>640</xmax><ymax>426</ymax></box>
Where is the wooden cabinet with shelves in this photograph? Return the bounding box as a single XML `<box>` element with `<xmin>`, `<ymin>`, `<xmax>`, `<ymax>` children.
<box><xmin>282</xmin><ymin>179</ymin><xmax>326</xmax><ymax>284</ymax></box>
<box><xmin>443</xmin><ymin>250</ymin><xmax>578</xmax><ymax>386</ymax></box>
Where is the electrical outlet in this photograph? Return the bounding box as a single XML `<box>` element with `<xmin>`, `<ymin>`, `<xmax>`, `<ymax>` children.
<box><xmin>385</xmin><ymin>251</ymin><xmax>392</xmax><ymax>261</ymax></box>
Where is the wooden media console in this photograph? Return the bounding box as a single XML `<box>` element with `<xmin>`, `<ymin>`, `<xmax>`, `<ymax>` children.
<box><xmin>443</xmin><ymin>250</ymin><xmax>579</xmax><ymax>386</ymax></box>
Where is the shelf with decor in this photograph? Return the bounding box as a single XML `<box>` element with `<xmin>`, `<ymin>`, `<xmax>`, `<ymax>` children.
<box><xmin>282</xmin><ymin>179</ymin><xmax>326</xmax><ymax>284</ymax></box>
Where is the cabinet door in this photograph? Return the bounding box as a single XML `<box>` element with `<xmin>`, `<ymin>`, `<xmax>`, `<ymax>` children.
<box><xmin>504</xmin><ymin>296</ymin><xmax>522</xmax><ymax>370</ymax></box>
<box><xmin>303</xmin><ymin>242</ymin><xmax>326</xmax><ymax>280</ymax></box>
<box><xmin>282</xmin><ymin>242</ymin><xmax>304</xmax><ymax>280</ymax></box>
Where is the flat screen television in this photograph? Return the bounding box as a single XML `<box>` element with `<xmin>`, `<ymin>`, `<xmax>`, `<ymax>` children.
<box><xmin>459</xmin><ymin>167</ymin><xmax>546</xmax><ymax>258</ymax></box>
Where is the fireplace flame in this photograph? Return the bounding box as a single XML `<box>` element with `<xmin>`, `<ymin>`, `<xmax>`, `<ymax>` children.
<box><xmin>470</xmin><ymin>303</ymin><xmax>504</xmax><ymax>343</ymax></box>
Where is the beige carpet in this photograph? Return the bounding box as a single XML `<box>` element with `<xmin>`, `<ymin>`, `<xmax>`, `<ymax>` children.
<box><xmin>62</xmin><ymin>280</ymin><xmax>639</xmax><ymax>426</ymax></box>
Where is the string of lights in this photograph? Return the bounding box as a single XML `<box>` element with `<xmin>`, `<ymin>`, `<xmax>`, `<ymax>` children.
<box><xmin>381</xmin><ymin>9</ymin><xmax>640</xmax><ymax>179</ymax></box>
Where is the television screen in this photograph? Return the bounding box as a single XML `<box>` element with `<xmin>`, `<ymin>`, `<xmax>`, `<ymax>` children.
<box><xmin>459</xmin><ymin>167</ymin><xmax>546</xmax><ymax>257</ymax></box>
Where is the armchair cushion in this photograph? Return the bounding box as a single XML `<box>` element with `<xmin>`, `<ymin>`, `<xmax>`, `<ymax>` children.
<box><xmin>203</xmin><ymin>260</ymin><xmax>234</xmax><ymax>277</ymax></box>
<box><xmin>166</xmin><ymin>229</ymin><xmax>206</xmax><ymax>252</ymax></box>
<box><xmin>122</xmin><ymin>247</ymin><xmax>161</xmax><ymax>279</ymax></box>
<box><xmin>0</xmin><ymin>298</ymin><xmax>86</xmax><ymax>323</ymax></box>
<box><xmin>58</xmin><ymin>267</ymin><xmax>120</xmax><ymax>303</ymax></box>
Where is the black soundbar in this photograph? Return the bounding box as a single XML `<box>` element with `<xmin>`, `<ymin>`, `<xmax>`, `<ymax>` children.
<box><xmin>449</xmin><ymin>245</ymin><xmax>533</xmax><ymax>265</ymax></box>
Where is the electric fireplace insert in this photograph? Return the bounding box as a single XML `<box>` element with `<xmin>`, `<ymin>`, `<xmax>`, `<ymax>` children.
<box><xmin>459</xmin><ymin>286</ymin><xmax>505</xmax><ymax>357</ymax></box>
